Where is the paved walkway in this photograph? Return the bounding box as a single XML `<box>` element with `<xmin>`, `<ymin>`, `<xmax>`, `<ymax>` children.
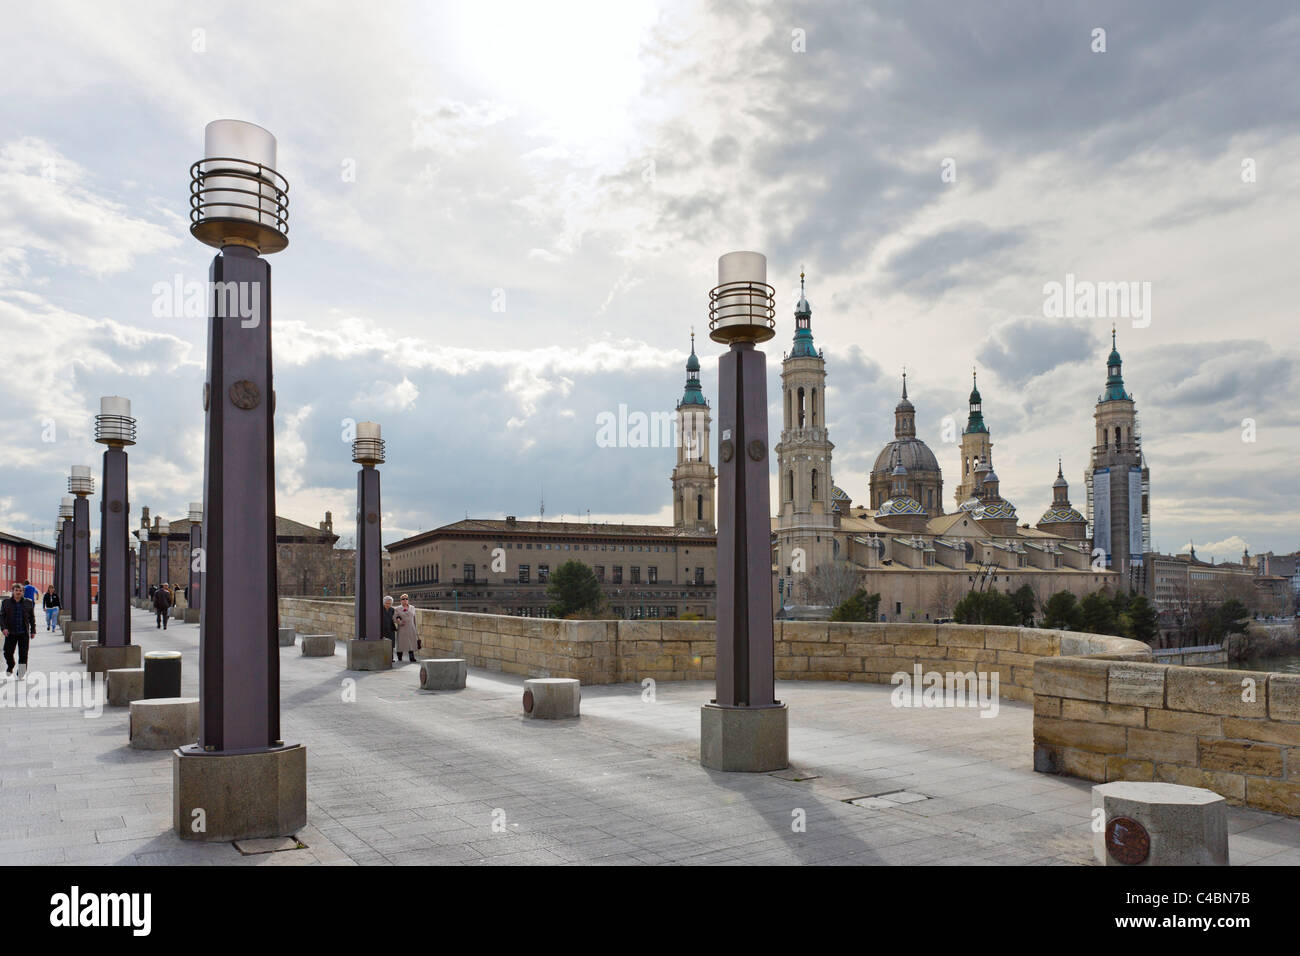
<box><xmin>2</xmin><ymin>606</ymin><xmax>1298</xmax><ymax>865</ymax></box>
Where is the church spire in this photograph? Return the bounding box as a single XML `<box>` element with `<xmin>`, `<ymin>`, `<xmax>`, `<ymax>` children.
<box><xmin>1102</xmin><ymin>323</ymin><xmax>1130</xmax><ymax>401</ymax></box>
<box><xmin>893</xmin><ymin>368</ymin><xmax>916</xmax><ymax>439</ymax></box>
<box><xmin>790</xmin><ymin>270</ymin><xmax>817</xmax><ymax>357</ymax></box>
<box><xmin>679</xmin><ymin>328</ymin><xmax>707</xmax><ymax>407</ymax></box>
<box><xmin>965</xmin><ymin>365</ymin><xmax>987</xmax><ymax>434</ymax></box>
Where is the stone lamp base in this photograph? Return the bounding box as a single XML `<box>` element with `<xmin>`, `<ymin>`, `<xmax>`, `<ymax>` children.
<box><xmin>700</xmin><ymin>702</ymin><xmax>789</xmax><ymax>772</ymax></box>
<box><xmin>174</xmin><ymin>743</ymin><xmax>307</xmax><ymax>842</ymax></box>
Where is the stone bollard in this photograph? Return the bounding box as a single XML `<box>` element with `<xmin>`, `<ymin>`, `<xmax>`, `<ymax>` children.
<box><xmin>300</xmin><ymin>634</ymin><xmax>335</xmax><ymax>657</ymax></box>
<box><xmin>85</xmin><ymin>643</ymin><xmax>143</xmax><ymax>677</ymax></box>
<box><xmin>183</xmin><ymin>608</ymin><xmax>200</xmax><ymax>623</ymax></box>
<box><xmin>522</xmin><ymin>678</ymin><xmax>580</xmax><ymax>719</ymax></box>
<box><xmin>129</xmin><ymin>697</ymin><xmax>199</xmax><ymax>750</ymax></box>
<box><xmin>106</xmin><ymin>667</ymin><xmax>145</xmax><ymax>707</ymax></box>
<box><xmin>346</xmin><ymin>638</ymin><xmax>392</xmax><ymax>671</ymax></box>
<box><xmin>69</xmin><ymin>631</ymin><xmax>96</xmax><ymax>653</ymax></box>
<box><xmin>277</xmin><ymin>627</ymin><xmax>296</xmax><ymax>647</ymax></box>
<box><xmin>419</xmin><ymin>659</ymin><xmax>467</xmax><ymax>691</ymax></box>
<box><xmin>1092</xmin><ymin>782</ymin><xmax>1229</xmax><ymax>866</ymax></box>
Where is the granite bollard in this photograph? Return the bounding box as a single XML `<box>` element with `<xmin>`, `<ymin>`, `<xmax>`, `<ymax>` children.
<box><xmin>419</xmin><ymin>659</ymin><xmax>467</xmax><ymax>691</ymax></box>
<box><xmin>522</xmin><ymin>678</ymin><xmax>580</xmax><ymax>719</ymax></box>
<box><xmin>277</xmin><ymin>627</ymin><xmax>296</xmax><ymax>647</ymax></box>
<box><xmin>346</xmin><ymin>638</ymin><xmax>392</xmax><ymax>671</ymax></box>
<box><xmin>130</xmin><ymin>697</ymin><xmax>200</xmax><ymax>750</ymax></box>
<box><xmin>85</xmin><ymin>643</ymin><xmax>143</xmax><ymax>677</ymax></box>
<box><xmin>300</xmin><ymin>634</ymin><xmax>336</xmax><ymax>657</ymax></box>
<box><xmin>1092</xmin><ymin>781</ymin><xmax>1229</xmax><ymax>866</ymax></box>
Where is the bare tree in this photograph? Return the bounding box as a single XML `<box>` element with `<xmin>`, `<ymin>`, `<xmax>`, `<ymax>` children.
<box><xmin>799</xmin><ymin>561</ymin><xmax>863</xmax><ymax>609</ymax></box>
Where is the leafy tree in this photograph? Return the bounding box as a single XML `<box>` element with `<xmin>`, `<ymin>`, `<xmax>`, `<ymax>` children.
<box><xmin>1208</xmin><ymin>599</ymin><xmax>1250</xmax><ymax>642</ymax></box>
<box><xmin>953</xmin><ymin>589</ymin><xmax>1020</xmax><ymax>626</ymax></box>
<box><xmin>1079</xmin><ymin>591</ymin><xmax>1118</xmax><ymax>635</ymax></box>
<box><xmin>1042</xmin><ymin>591</ymin><xmax>1082</xmax><ymax>630</ymax></box>
<box><xmin>830</xmin><ymin>589</ymin><xmax>881</xmax><ymax>622</ymax></box>
<box><xmin>1127</xmin><ymin>595</ymin><xmax>1159</xmax><ymax>644</ymax></box>
<box><xmin>1011</xmin><ymin>584</ymin><xmax>1038</xmax><ymax>627</ymax></box>
<box><xmin>546</xmin><ymin>561</ymin><xmax>604</xmax><ymax>617</ymax></box>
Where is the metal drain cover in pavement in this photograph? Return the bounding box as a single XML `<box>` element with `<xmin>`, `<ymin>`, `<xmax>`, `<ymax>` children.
<box><xmin>847</xmin><ymin>791</ymin><xmax>929</xmax><ymax>808</ymax></box>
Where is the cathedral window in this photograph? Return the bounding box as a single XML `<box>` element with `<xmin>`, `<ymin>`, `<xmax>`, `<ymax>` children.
<box><xmin>697</xmin><ymin>495</ymin><xmax>703</xmax><ymax>520</ymax></box>
<box><xmin>797</xmin><ymin>387</ymin><xmax>806</xmax><ymax>427</ymax></box>
<box><xmin>787</xmin><ymin>471</ymin><xmax>794</xmax><ymax>502</ymax></box>
<box><xmin>811</xmin><ymin>469</ymin><xmax>818</xmax><ymax>499</ymax></box>
<box><xmin>811</xmin><ymin>388</ymin><xmax>818</xmax><ymax>426</ymax></box>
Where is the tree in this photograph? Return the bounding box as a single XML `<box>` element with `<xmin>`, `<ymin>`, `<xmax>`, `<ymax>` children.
<box><xmin>802</xmin><ymin>561</ymin><xmax>862</xmax><ymax>608</ymax></box>
<box><xmin>830</xmin><ymin>589</ymin><xmax>881</xmax><ymax>622</ymax></box>
<box><xmin>1042</xmin><ymin>591</ymin><xmax>1082</xmax><ymax>630</ymax></box>
<box><xmin>1127</xmin><ymin>595</ymin><xmax>1159</xmax><ymax>644</ymax></box>
<box><xmin>1208</xmin><ymin>598</ymin><xmax>1250</xmax><ymax>642</ymax></box>
<box><xmin>954</xmin><ymin>589</ymin><xmax>1019</xmax><ymax>626</ymax></box>
<box><xmin>1079</xmin><ymin>591</ymin><xmax>1118</xmax><ymax>635</ymax></box>
<box><xmin>546</xmin><ymin>561</ymin><xmax>604</xmax><ymax>617</ymax></box>
<box><xmin>1011</xmin><ymin>585</ymin><xmax>1038</xmax><ymax>627</ymax></box>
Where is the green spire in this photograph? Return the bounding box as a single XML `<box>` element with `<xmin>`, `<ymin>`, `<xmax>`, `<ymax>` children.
<box><xmin>964</xmin><ymin>367</ymin><xmax>988</xmax><ymax>434</ymax></box>
<box><xmin>1102</xmin><ymin>324</ymin><xmax>1130</xmax><ymax>402</ymax></box>
<box><xmin>679</xmin><ymin>330</ymin><xmax>707</xmax><ymax>407</ymax></box>
<box><xmin>790</xmin><ymin>270</ymin><xmax>817</xmax><ymax>358</ymax></box>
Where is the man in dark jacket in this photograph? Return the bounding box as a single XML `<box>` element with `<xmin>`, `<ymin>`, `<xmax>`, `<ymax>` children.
<box><xmin>2</xmin><ymin>582</ymin><xmax>37</xmax><ymax>678</ymax></box>
<box><xmin>153</xmin><ymin>583</ymin><xmax>172</xmax><ymax>630</ymax></box>
<box><xmin>381</xmin><ymin>595</ymin><xmax>396</xmax><ymax>662</ymax></box>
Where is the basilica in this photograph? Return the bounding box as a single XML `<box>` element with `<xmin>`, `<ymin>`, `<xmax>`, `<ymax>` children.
<box><xmin>769</xmin><ymin>274</ymin><xmax>1146</xmax><ymax>621</ymax></box>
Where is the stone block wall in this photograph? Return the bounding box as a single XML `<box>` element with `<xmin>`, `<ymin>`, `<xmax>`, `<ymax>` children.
<box><xmin>276</xmin><ymin>599</ymin><xmax>1146</xmax><ymax>702</ymax></box>
<box><xmin>1034</xmin><ymin>659</ymin><xmax>1300</xmax><ymax>816</ymax></box>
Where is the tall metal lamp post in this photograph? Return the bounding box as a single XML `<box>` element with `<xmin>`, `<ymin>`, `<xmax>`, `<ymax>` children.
<box><xmin>87</xmin><ymin>397</ymin><xmax>143</xmax><ymax>674</ymax></box>
<box><xmin>700</xmin><ymin>251</ymin><xmax>788</xmax><ymax>771</ymax></box>
<box><xmin>157</xmin><ymin>519</ymin><xmax>170</xmax><ymax>594</ymax></box>
<box><xmin>173</xmin><ymin>118</ymin><xmax>305</xmax><ymax>842</ymax></box>
<box><xmin>186</xmin><ymin>502</ymin><xmax>202</xmax><ymax>622</ymax></box>
<box><xmin>65</xmin><ymin>466</ymin><xmax>96</xmax><ymax>642</ymax></box>
<box><xmin>348</xmin><ymin>422</ymin><xmax>389</xmax><ymax>670</ymax></box>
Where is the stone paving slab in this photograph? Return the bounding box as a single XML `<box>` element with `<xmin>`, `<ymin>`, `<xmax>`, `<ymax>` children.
<box><xmin>1</xmin><ymin>606</ymin><xmax>1298</xmax><ymax>865</ymax></box>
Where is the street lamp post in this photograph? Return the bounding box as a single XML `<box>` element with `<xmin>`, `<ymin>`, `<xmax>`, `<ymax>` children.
<box><xmin>187</xmin><ymin>502</ymin><xmax>202</xmax><ymax>621</ymax></box>
<box><xmin>86</xmin><ymin>398</ymin><xmax>143</xmax><ymax>674</ymax></box>
<box><xmin>174</xmin><ymin>118</ymin><xmax>305</xmax><ymax>842</ymax></box>
<box><xmin>157</xmin><ymin>519</ymin><xmax>170</xmax><ymax>594</ymax></box>
<box><xmin>347</xmin><ymin>422</ymin><xmax>389</xmax><ymax>669</ymax></box>
<box><xmin>66</xmin><ymin>466</ymin><xmax>96</xmax><ymax>642</ymax></box>
<box><xmin>700</xmin><ymin>251</ymin><xmax>788</xmax><ymax>772</ymax></box>
<box><xmin>57</xmin><ymin>500</ymin><xmax>73</xmax><ymax>636</ymax></box>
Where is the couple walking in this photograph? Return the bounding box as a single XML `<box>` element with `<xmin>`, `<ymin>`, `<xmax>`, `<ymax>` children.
<box><xmin>381</xmin><ymin>594</ymin><xmax>419</xmax><ymax>663</ymax></box>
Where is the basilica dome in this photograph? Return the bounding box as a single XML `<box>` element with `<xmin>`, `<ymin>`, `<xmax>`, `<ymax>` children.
<box><xmin>872</xmin><ymin>438</ymin><xmax>941</xmax><ymax>477</ymax></box>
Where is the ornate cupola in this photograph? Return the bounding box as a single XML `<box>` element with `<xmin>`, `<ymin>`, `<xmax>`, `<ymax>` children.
<box><xmin>1102</xmin><ymin>325</ymin><xmax>1130</xmax><ymax>402</ymax></box>
<box><xmin>965</xmin><ymin>368</ymin><xmax>988</xmax><ymax>434</ymax></box>
<box><xmin>789</xmin><ymin>271</ymin><xmax>817</xmax><ymax>358</ymax></box>
<box><xmin>679</xmin><ymin>331</ymin><xmax>708</xmax><ymax>407</ymax></box>
<box><xmin>876</xmin><ymin>446</ymin><xmax>928</xmax><ymax>530</ymax></box>
<box><xmin>894</xmin><ymin>370</ymin><xmax>916</xmax><ymax>439</ymax></box>
<box><xmin>1038</xmin><ymin>458</ymin><xmax>1087</xmax><ymax>540</ymax></box>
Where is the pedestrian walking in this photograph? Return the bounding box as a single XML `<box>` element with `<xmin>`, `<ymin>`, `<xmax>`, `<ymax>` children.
<box><xmin>381</xmin><ymin>595</ymin><xmax>397</xmax><ymax>662</ymax></box>
<box><xmin>2</xmin><ymin>582</ymin><xmax>37</xmax><ymax>678</ymax></box>
<box><xmin>153</xmin><ymin>582</ymin><xmax>172</xmax><ymax>630</ymax></box>
<box><xmin>392</xmin><ymin>593</ymin><xmax>419</xmax><ymax>663</ymax></box>
<box><xmin>43</xmin><ymin>585</ymin><xmax>61</xmax><ymax>631</ymax></box>
<box><xmin>22</xmin><ymin>580</ymin><xmax>37</xmax><ymax>604</ymax></box>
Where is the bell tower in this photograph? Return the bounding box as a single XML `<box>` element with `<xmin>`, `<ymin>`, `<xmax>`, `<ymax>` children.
<box><xmin>1086</xmin><ymin>325</ymin><xmax>1146</xmax><ymax>582</ymax></box>
<box><xmin>774</xmin><ymin>273</ymin><xmax>835</xmax><ymax>594</ymax></box>
<box><xmin>672</xmin><ymin>331</ymin><xmax>716</xmax><ymax>533</ymax></box>
<box><xmin>956</xmin><ymin>368</ymin><xmax>993</xmax><ymax>506</ymax></box>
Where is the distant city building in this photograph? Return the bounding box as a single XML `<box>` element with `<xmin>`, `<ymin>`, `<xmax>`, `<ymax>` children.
<box><xmin>0</xmin><ymin>531</ymin><xmax>56</xmax><ymax>591</ymax></box>
<box><xmin>387</xmin><ymin>341</ymin><xmax>719</xmax><ymax>618</ymax></box>
<box><xmin>135</xmin><ymin>507</ymin><xmax>347</xmax><ymax>597</ymax></box>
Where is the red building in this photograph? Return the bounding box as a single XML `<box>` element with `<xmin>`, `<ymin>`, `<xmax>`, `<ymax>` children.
<box><xmin>0</xmin><ymin>531</ymin><xmax>56</xmax><ymax>592</ymax></box>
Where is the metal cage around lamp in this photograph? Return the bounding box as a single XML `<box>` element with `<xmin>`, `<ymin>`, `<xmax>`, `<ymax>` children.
<box><xmin>708</xmin><ymin>251</ymin><xmax>775</xmax><ymax>345</ymax></box>
<box><xmin>352</xmin><ymin>422</ymin><xmax>386</xmax><ymax>465</ymax></box>
<box><xmin>189</xmin><ymin>120</ymin><xmax>290</xmax><ymax>255</ymax></box>
<box><xmin>95</xmin><ymin>396</ymin><xmax>137</xmax><ymax>446</ymax></box>
<box><xmin>68</xmin><ymin>465</ymin><xmax>94</xmax><ymax>496</ymax></box>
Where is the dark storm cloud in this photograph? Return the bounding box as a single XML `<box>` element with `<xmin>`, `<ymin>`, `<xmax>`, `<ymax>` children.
<box><xmin>701</xmin><ymin>0</ymin><xmax>1300</xmax><ymax>281</ymax></box>
<box><xmin>976</xmin><ymin>315</ymin><xmax>1094</xmax><ymax>383</ymax></box>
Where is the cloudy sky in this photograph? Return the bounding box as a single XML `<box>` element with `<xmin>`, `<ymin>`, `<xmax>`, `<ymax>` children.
<box><xmin>1</xmin><ymin>0</ymin><xmax>1297</xmax><ymax>561</ymax></box>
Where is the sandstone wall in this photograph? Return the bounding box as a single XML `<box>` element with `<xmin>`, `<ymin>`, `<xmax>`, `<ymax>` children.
<box><xmin>1033</xmin><ymin>658</ymin><xmax>1300</xmax><ymax>816</ymax></box>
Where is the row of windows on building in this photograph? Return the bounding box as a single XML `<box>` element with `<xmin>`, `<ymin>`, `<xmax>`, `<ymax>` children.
<box><xmin>394</xmin><ymin>564</ymin><xmax>710</xmax><ymax>586</ymax></box>
<box><xmin>501</xmin><ymin>605</ymin><xmax>683</xmax><ymax>619</ymax></box>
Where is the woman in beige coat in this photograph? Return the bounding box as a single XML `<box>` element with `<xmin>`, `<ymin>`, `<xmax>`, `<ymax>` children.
<box><xmin>391</xmin><ymin>594</ymin><xmax>419</xmax><ymax>663</ymax></box>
